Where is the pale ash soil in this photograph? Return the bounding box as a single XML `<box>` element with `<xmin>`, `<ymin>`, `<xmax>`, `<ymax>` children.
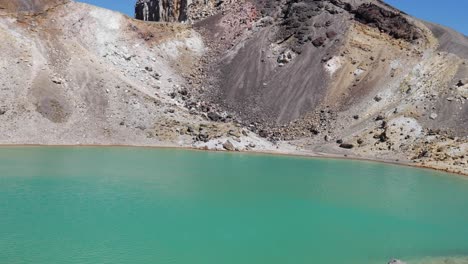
<box><xmin>0</xmin><ymin>0</ymin><xmax>467</xmax><ymax>175</ymax></box>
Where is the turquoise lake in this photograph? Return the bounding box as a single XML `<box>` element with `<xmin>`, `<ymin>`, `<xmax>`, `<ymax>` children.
<box><xmin>1</xmin><ymin>147</ymin><xmax>468</xmax><ymax>264</ymax></box>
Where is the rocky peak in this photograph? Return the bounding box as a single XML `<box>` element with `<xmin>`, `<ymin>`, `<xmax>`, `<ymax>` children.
<box><xmin>135</xmin><ymin>0</ymin><xmax>224</xmax><ymax>23</ymax></box>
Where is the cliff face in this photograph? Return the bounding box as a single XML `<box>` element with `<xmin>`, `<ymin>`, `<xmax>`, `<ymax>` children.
<box><xmin>135</xmin><ymin>0</ymin><xmax>189</xmax><ymax>22</ymax></box>
<box><xmin>135</xmin><ymin>0</ymin><xmax>222</xmax><ymax>22</ymax></box>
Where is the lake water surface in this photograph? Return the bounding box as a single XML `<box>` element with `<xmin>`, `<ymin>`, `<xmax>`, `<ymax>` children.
<box><xmin>1</xmin><ymin>147</ymin><xmax>468</xmax><ymax>264</ymax></box>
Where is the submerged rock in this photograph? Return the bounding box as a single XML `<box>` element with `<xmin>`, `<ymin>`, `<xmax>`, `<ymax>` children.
<box><xmin>388</xmin><ymin>259</ymin><xmax>406</xmax><ymax>264</ymax></box>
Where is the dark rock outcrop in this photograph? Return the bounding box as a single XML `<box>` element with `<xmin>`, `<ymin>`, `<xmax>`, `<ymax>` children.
<box><xmin>352</xmin><ymin>3</ymin><xmax>421</xmax><ymax>41</ymax></box>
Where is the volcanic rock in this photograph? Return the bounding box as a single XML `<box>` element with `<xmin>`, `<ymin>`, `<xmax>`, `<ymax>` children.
<box><xmin>352</xmin><ymin>3</ymin><xmax>421</xmax><ymax>41</ymax></box>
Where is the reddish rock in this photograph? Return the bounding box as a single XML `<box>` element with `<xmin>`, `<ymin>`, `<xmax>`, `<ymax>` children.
<box><xmin>312</xmin><ymin>37</ymin><xmax>326</xmax><ymax>47</ymax></box>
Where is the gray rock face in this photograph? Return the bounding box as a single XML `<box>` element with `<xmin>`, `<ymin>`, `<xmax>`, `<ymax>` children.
<box><xmin>135</xmin><ymin>0</ymin><xmax>190</xmax><ymax>22</ymax></box>
<box><xmin>134</xmin><ymin>0</ymin><xmax>222</xmax><ymax>22</ymax></box>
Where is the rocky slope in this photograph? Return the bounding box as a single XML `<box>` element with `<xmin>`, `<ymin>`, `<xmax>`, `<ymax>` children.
<box><xmin>0</xmin><ymin>0</ymin><xmax>275</xmax><ymax>152</ymax></box>
<box><xmin>191</xmin><ymin>0</ymin><xmax>467</xmax><ymax>175</ymax></box>
<box><xmin>0</xmin><ymin>0</ymin><xmax>466</xmax><ymax>175</ymax></box>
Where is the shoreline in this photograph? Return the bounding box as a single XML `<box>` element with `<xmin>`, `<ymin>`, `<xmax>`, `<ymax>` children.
<box><xmin>1</xmin><ymin>143</ymin><xmax>466</xmax><ymax>178</ymax></box>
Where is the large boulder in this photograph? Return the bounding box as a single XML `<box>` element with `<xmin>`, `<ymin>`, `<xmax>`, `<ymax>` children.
<box><xmin>223</xmin><ymin>140</ymin><xmax>235</xmax><ymax>151</ymax></box>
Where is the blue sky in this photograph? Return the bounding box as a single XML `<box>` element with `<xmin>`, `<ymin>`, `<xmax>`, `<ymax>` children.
<box><xmin>78</xmin><ymin>0</ymin><xmax>135</xmax><ymax>16</ymax></box>
<box><xmin>77</xmin><ymin>0</ymin><xmax>467</xmax><ymax>36</ymax></box>
<box><xmin>384</xmin><ymin>0</ymin><xmax>467</xmax><ymax>36</ymax></box>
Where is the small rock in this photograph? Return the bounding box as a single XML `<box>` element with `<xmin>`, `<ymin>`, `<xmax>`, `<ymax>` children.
<box><xmin>430</xmin><ymin>113</ymin><xmax>438</xmax><ymax>120</ymax></box>
<box><xmin>223</xmin><ymin>140</ymin><xmax>235</xmax><ymax>151</ymax></box>
<box><xmin>378</xmin><ymin>131</ymin><xmax>388</xmax><ymax>142</ymax></box>
<box><xmin>353</xmin><ymin>115</ymin><xmax>359</xmax><ymax>120</ymax></box>
<box><xmin>375</xmin><ymin>115</ymin><xmax>385</xmax><ymax>121</ymax></box>
<box><xmin>197</xmin><ymin>132</ymin><xmax>210</xmax><ymax>142</ymax></box>
<box><xmin>145</xmin><ymin>66</ymin><xmax>153</xmax><ymax>72</ymax></box>
<box><xmin>456</xmin><ymin>80</ymin><xmax>465</xmax><ymax>87</ymax></box>
<box><xmin>339</xmin><ymin>143</ymin><xmax>354</xmax><ymax>149</ymax></box>
<box><xmin>152</xmin><ymin>73</ymin><xmax>161</xmax><ymax>80</ymax></box>
<box><xmin>309</xmin><ymin>127</ymin><xmax>319</xmax><ymax>135</ymax></box>
<box><xmin>374</xmin><ymin>95</ymin><xmax>382</xmax><ymax>102</ymax></box>
<box><xmin>207</xmin><ymin>112</ymin><xmax>222</xmax><ymax>122</ymax></box>
<box><xmin>447</xmin><ymin>97</ymin><xmax>455</xmax><ymax>101</ymax></box>
<box><xmin>312</xmin><ymin>36</ymin><xmax>326</xmax><ymax>47</ymax></box>
<box><xmin>336</xmin><ymin>139</ymin><xmax>343</xmax><ymax>144</ymax></box>
<box><xmin>326</xmin><ymin>31</ymin><xmax>337</xmax><ymax>39</ymax></box>
<box><xmin>51</xmin><ymin>77</ymin><xmax>62</xmax><ymax>84</ymax></box>
<box><xmin>259</xmin><ymin>130</ymin><xmax>269</xmax><ymax>138</ymax></box>
<box><xmin>178</xmin><ymin>88</ymin><xmax>188</xmax><ymax>96</ymax></box>
<box><xmin>277</xmin><ymin>51</ymin><xmax>293</xmax><ymax>64</ymax></box>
